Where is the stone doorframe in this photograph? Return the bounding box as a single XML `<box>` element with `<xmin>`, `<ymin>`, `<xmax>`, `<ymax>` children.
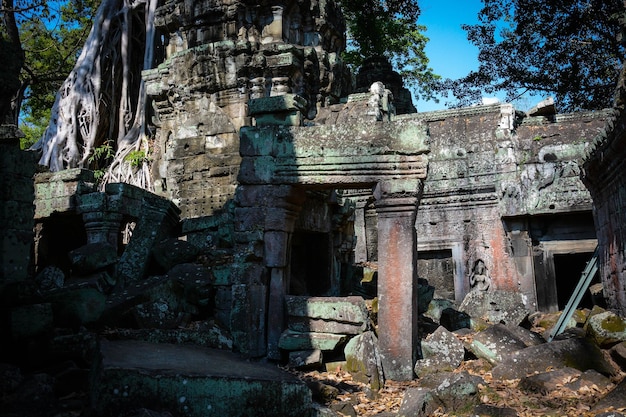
<box><xmin>234</xmin><ymin>116</ymin><xmax>429</xmax><ymax>380</ymax></box>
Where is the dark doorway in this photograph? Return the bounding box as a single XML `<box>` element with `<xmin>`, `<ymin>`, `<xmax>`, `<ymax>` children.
<box><xmin>289</xmin><ymin>231</ymin><xmax>331</xmax><ymax>296</ymax></box>
<box><xmin>417</xmin><ymin>249</ymin><xmax>455</xmax><ymax>300</ymax></box>
<box><xmin>553</xmin><ymin>252</ymin><xmax>597</xmax><ymax>310</ymax></box>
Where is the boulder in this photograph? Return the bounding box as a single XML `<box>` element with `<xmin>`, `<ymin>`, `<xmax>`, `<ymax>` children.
<box><xmin>398</xmin><ymin>371</ymin><xmax>483</xmax><ymax>417</ymax></box>
<box><xmin>459</xmin><ymin>290</ymin><xmax>530</xmax><ymax>326</ymax></box>
<box><xmin>468</xmin><ymin>324</ymin><xmax>529</xmax><ymax>365</ymax></box>
<box><xmin>414</xmin><ymin>326</ymin><xmax>465</xmax><ymax>377</ymax></box>
<box><xmin>585</xmin><ymin>310</ymin><xmax>626</xmax><ymax>347</ymax></box>
<box><xmin>344</xmin><ymin>331</ymin><xmax>384</xmax><ymax>391</ymax></box>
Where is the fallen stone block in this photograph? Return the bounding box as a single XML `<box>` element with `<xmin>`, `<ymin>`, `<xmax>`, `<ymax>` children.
<box><xmin>519</xmin><ymin>368</ymin><xmax>582</xmax><ymax>394</ymax></box>
<box><xmin>585</xmin><ymin>310</ymin><xmax>626</xmax><ymax>347</ymax></box>
<box><xmin>344</xmin><ymin>331</ymin><xmax>384</xmax><ymax>390</ymax></box>
<box><xmin>285</xmin><ymin>295</ymin><xmax>368</xmax><ymax>330</ymax></box>
<box><xmin>459</xmin><ymin>290</ymin><xmax>530</xmax><ymax>326</ymax></box>
<box><xmin>278</xmin><ymin>329</ymin><xmax>349</xmax><ymax>351</ymax></box>
<box><xmin>93</xmin><ymin>340</ymin><xmax>312</xmax><ymax>417</ymax></box>
<box><xmin>414</xmin><ymin>326</ymin><xmax>465</xmax><ymax>377</ymax></box>
<box><xmin>491</xmin><ymin>337</ymin><xmax>617</xmax><ymax>380</ymax></box>
<box><xmin>468</xmin><ymin>324</ymin><xmax>529</xmax><ymax>365</ymax></box>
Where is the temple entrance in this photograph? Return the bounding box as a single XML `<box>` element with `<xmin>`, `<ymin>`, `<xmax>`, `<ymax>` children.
<box><xmin>289</xmin><ymin>231</ymin><xmax>332</xmax><ymax>296</ymax></box>
<box><xmin>417</xmin><ymin>249</ymin><xmax>455</xmax><ymax>300</ymax></box>
<box><xmin>554</xmin><ymin>252</ymin><xmax>597</xmax><ymax>310</ymax></box>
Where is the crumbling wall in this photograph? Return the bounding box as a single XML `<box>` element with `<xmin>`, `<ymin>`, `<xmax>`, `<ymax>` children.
<box><xmin>145</xmin><ymin>0</ymin><xmax>350</xmax><ymax>219</ymax></box>
<box><xmin>416</xmin><ymin>103</ymin><xmax>610</xmax><ymax>312</ymax></box>
<box><xmin>583</xmin><ymin>76</ymin><xmax>626</xmax><ymax>316</ymax></box>
<box><xmin>0</xmin><ymin>126</ymin><xmax>36</xmax><ymax>282</ymax></box>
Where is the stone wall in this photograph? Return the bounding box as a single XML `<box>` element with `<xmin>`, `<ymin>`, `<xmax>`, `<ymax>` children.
<box><xmin>145</xmin><ymin>0</ymin><xmax>350</xmax><ymax>219</ymax></box>
<box><xmin>415</xmin><ymin>103</ymin><xmax>610</xmax><ymax>312</ymax></box>
<box><xmin>583</xmin><ymin>72</ymin><xmax>626</xmax><ymax>316</ymax></box>
<box><xmin>0</xmin><ymin>126</ymin><xmax>36</xmax><ymax>282</ymax></box>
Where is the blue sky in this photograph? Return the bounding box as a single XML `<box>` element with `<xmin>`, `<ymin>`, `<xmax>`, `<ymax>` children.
<box><xmin>414</xmin><ymin>0</ymin><xmax>498</xmax><ymax>112</ymax></box>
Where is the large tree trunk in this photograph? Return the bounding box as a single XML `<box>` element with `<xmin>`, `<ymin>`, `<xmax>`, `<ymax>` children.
<box><xmin>0</xmin><ymin>0</ymin><xmax>25</xmax><ymax>125</ymax></box>
<box><xmin>31</xmin><ymin>0</ymin><xmax>159</xmax><ymax>191</ymax></box>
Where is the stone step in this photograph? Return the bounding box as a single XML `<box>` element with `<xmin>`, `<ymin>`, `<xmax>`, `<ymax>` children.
<box><xmin>92</xmin><ymin>339</ymin><xmax>312</xmax><ymax>417</ymax></box>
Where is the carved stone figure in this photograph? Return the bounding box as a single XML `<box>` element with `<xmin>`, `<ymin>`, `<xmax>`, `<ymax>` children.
<box><xmin>469</xmin><ymin>259</ymin><xmax>491</xmax><ymax>292</ymax></box>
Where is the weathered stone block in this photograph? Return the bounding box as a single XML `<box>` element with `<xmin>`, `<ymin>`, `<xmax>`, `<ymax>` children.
<box><xmin>414</xmin><ymin>326</ymin><xmax>465</xmax><ymax>377</ymax></box>
<box><xmin>285</xmin><ymin>295</ymin><xmax>369</xmax><ymax>325</ymax></box>
<box><xmin>344</xmin><ymin>331</ymin><xmax>384</xmax><ymax>390</ymax></box>
<box><xmin>94</xmin><ymin>340</ymin><xmax>312</xmax><ymax>417</ymax></box>
<box><xmin>68</xmin><ymin>242</ymin><xmax>118</xmax><ymax>275</ymax></box>
<box><xmin>278</xmin><ymin>329</ymin><xmax>348</xmax><ymax>351</ymax></box>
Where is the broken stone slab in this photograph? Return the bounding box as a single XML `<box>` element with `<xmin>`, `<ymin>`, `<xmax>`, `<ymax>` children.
<box><xmin>491</xmin><ymin>336</ymin><xmax>617</xmax><ymax>380</ymax></box>
<box><xmin>93</xmin><ymin>339</ymin><xmax>313</xmax><ymax>417</ymax></box>
<box><xmin>285</xmin><ymin>295</ymin><xmax>368</xmax><ymax>326</ymax></box>
<box><xmin>585</xmin><ymin>310</ymin><xmax>626</xmax><ymax>347</ymax></box>
<box><xmin>288</xmin><ymin>349</ymin><xmax>323</xmax><ymax>370</ymax></box>
<box><xmin>278</xmin><ymin>329</ymin><xmax>349</xmax><ymax>351</ymax></box>
<box><xmin>344</xmin><ymin>331</ymin><xmax>384</xmax><ymax>391</ymax></box>
<box><xmin>518</xmin><ymin>367</ymin><xmax>582</xmax><ymax>394</ymax></box>
<box><xmin>591</xmin><ymin>379</ymin><xmax>626</xmax><ymax>413</ymax></box>
<box><xmin>151</xmin><ymin>238</ymin><xmax>201</xmax><ymax>271</ymax></box>
<box><xmin>459</xmin><ymin>290</ymin><xmax>530</xmax><ymax>326</ymax></box>
<box><xmin>563</xmin><ymin>369</ymin><xmax>614</xmax><ymax>392</ymax></box>
<box><xmin>398</xmin><ymin>371</ymin><xmax>483</xmax><ymax>417</ymax></box>
<box><xmin>414</xmin><ymin>326</ymin><xmax>465</xmax><ymax>377</ymax></box>
<box><xmin>468</xmin><ymin>324</ymin><xmax>529</xmax><ymax>365</ymax></box>
<box><xmin>68</xmin><ymin>242</ymin><xmax>117</xmax><ymax>275</ymax></box>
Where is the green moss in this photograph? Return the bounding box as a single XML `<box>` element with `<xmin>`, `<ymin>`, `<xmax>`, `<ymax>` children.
<box><xmin>600</xmin><ymin>315</ymin><xmax>626</xmax><ymax>332</ymax></box>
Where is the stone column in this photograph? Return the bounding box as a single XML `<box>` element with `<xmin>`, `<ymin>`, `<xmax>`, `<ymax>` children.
<box><xmin>265</xmin><ymin>187</ymin><xmax>305</xmax><ymax>360</ymax></box>
<box><xmin>374</xmin><ymin>180</ymin><xmax>422</xmax><ymax>381</ymax></box>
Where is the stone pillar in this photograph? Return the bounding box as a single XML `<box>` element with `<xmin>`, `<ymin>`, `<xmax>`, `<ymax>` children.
<box><xmin>265</xmin><ymin>188</ymin><xmax>305</xmax><ymax>360</ymax></box>
<box><xmin>76</xmin><ymin>192</ymin><xmax>124</xmax><ymax>249</ymax></box>
<box><xmin>374</xmin><ymin>180</ymin><xmax>421</xmax><ymax>381</ymax></box>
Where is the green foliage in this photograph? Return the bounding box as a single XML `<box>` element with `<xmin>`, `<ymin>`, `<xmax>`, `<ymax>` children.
<box><xmin>339</xmin><ymin>0</ymin><xmax>440</xmax><ymax>101</ymax></box>
<box><xmin>19</xmin><ymin>108</ymin><xmax>49</xmax><ymax>149</ymax></box>
<box><xmin>7</xmin><ymin>0</ymin><xmax>97</xmax><ymax>130</ymax></box>
<box><xmin>437</xmin><ymin>0</ymin><xmax>626</xmax><ymax>112</ymax></box>
<box><xmin>88</xmin><ymin>141</ymin><xmax>115</xmax><ymax>181</ymax></box>
<box><xmin>124</xmin><ymin>150</ymin><xmax>150</xmax><ymax>168</ymax></box>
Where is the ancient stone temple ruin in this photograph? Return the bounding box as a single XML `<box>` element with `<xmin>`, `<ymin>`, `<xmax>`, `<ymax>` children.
<box><xmin>2</xmin><ymin>0</ymin><xmax>626</xmax><ymax>415</ymax></box>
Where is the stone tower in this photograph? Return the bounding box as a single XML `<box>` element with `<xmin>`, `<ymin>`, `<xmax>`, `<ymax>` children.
<box><xmin>145</xmin><ymin>0</ymin><xmax>350</xmax><ymax>218</ymax></box>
